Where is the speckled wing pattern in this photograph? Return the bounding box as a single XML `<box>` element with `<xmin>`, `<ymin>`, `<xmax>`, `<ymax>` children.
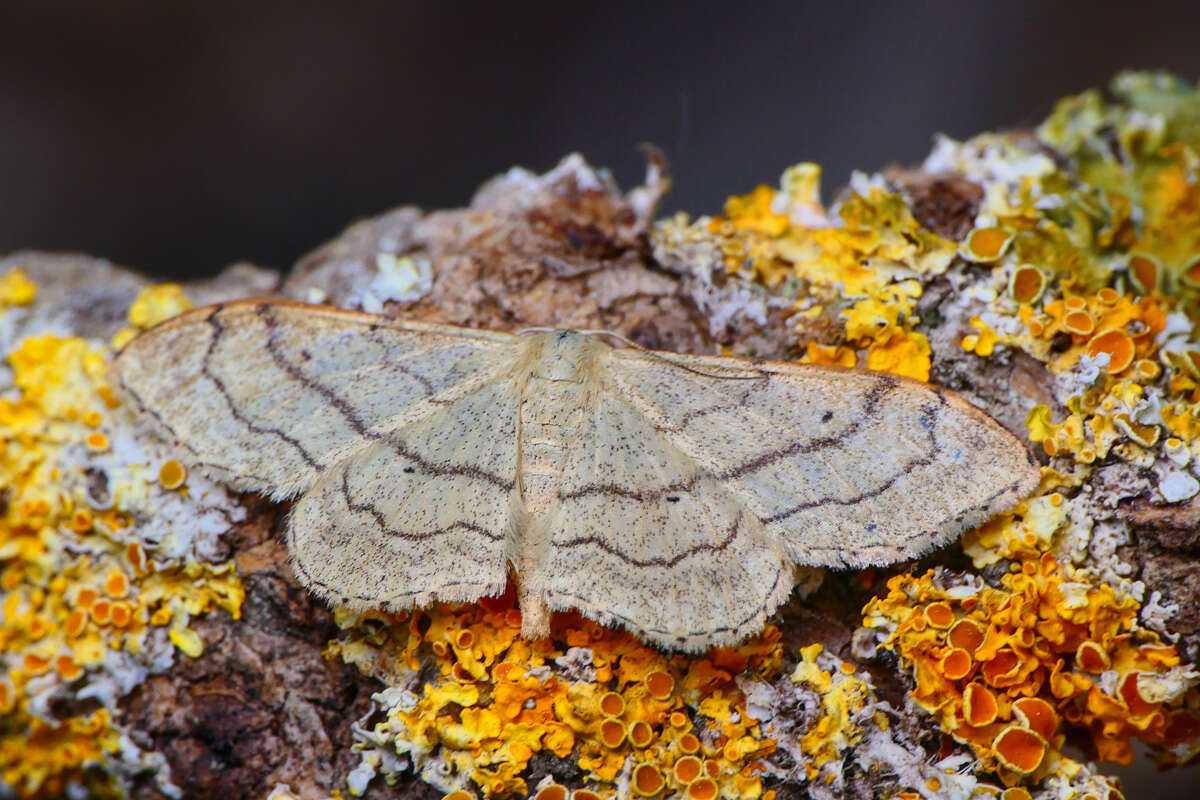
<box><xmin>111</xmin><ymin>300</ymin><xmax>523</xmax><ymax>606</ymax></box>
<box><xmin>536</xmin><ymin>348</ymin><xmax>1038</xmax><ymax>649</ymax></box>
<box><xmin>112</xmin><ymin>299</ymin><xmax>1038</xmax><ymax>651</ymax></box>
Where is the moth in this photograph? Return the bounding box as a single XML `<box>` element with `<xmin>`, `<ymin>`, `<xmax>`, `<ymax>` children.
<box><xmin>112</xmin><ymin>299</ymin><xmax>1038</xmax><ymax>651</ymax></box>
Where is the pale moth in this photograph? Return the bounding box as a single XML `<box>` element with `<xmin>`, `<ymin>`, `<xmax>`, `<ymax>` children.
<box><xmin>112</xmin><ymin>299</ymin><xmax>1038</xmax><ymax>651</ymax></box>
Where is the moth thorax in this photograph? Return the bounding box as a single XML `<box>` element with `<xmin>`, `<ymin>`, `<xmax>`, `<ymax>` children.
<box><xmin>517</xmin><ymin>332</ymin><xmax>593</xmax><ymax>512</ymax></box>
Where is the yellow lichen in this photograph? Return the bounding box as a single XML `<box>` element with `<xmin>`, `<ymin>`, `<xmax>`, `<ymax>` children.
<box><xmin>0</xmin><ymin>267</ymin><xmax>37</xmax><ymax>307</ymax></box>
<box><xmin>111</xmin><ymin>283</ymin><xmax>195</xmax><ymax>349</ymax></box>
<box><xmin>0</xmin><ymin>278</ymin><xmax>244</xmax><ymax>798</ymax></box>
<box><xmin>789</xmin><ymin>643</ymin><xmax>872</xmax><ymax>781</ymax></box>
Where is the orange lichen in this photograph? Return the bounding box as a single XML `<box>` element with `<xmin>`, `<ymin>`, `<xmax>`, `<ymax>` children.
<box><xmin>1013</xmin><ymin>697</ymin><xmax>1058</xmax><ymax>742</ymax></box>
<box><xmin>993</xmin><ymin>726</ymin><xmax>1046</xmax><ymax>773</ymax></box>
<box><xmin>940</xmin><ymin>649</ymin><xmax>973</xmax><ymax>681</ymax></box>
<box><xmin>1064</xmin><ymin>310</ymin><xmax>1096</xmax><ymax>336</ymax></box>
<box><xmin>673</xmin><ymin>755</ymin><xmax>703</xmax><ymax>784</ymax></box>
<box><xmin>158</xmin><ymin>459</ymin><xmax>187</xmax><ymax>489</ymax></box>
<box><xmin>1078</xmin><ymin>641</ymin><xmax>1111</xmax><ymax>673</ymax></box>
<box><xmin>961</xmin><ymin>227</ymin><xmax>1014</xmax><ymax>262</ymax></box>
<box><xmin>1087</xmin><ymin>329</ymin><xmax>1136</xmax><ymax>374</ymax></box>
<box><xmin>105</xmin><ymin>569</ymin><xmax>128</xmax><ymax>598</ymax></box>
<box><xmin>645</xmin><ymin>669</ymin><xmax>675</xmax><ymax>700</ymax></box>
<box><xmin>687</xmin><ymin>778</ymin><xmax>719</xmax><ymax>800</ymax></box>
<box><xmin>533</xmin><ymin>784</ymin><xmax>568</xmax><ymax>800</ymax></box>
<box><xmin>949</xmin><ymin>619</ymin><xmax>985</xmax><ymax>653</ymax></box>
<box><xmin>628</xmin><ymin>720</ymin><xmax>654</xmax><ymax>749</ymax></box>
<box><xmin>633</xmin><ymin>764</ymin><xmax>665</xmax><ymax>796</ymax></box>
<box><xmin>599</xmin><ymin>691</ymin><xmax>624</xmax><ymax>717</ymax></box>
<box><xmin>598</xmin><ymin>719</ymin><xmax>625</xmax><ymax>748</ymax></box>
<box><xmin>964</xmin><ymin>684</ymin><xmax>999</xmax><ymax>727</ymax></box>
<box><xmin>864</xmin><ymin>553</ymin><xmax>1194</xmax><ymax>777</ymax></box>
<box><xmin>924</xmin><ymin>601</ymin><xmax>955</xmax><ymax>628</ymax></box>
<box><xmin>1128</xmin><ymin>254</ymin><xmax>1161</xmax><ymax>293</ymax></box>
<box><xmin>332</xmin><ymin>590</ymin><xmax>786</xmax><ymax>798</ymax></box>
<box><xmin>1010</xmin><ymin>266</ymin><xmax>1047</xmax><ymax>304</ymax></box>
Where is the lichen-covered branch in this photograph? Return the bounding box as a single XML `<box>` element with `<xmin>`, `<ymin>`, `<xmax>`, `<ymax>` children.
<box><xmin>2</xmin><ymin>72</ymin><xmax>1200</xmax><ymax>800</ymax></box>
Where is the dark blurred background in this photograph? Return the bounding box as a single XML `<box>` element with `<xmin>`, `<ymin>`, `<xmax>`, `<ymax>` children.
<box><xmin>5</xmin><ymin>1</ymin><xmax>1200</xmax><ymax>281</ymax></box>
<box><xmin>3</xmin><ymin>0</ymin><xmax>1200</xmax><ymax>793</ymax></box>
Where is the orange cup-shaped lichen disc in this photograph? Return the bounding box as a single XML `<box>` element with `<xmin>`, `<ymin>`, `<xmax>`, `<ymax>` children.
<box><xmin>1009</xmin><ymin>266</ymin><xmax>1046</xmax><ymax>304</ymax></box>
<box><xmin>599</xmin><ymin>718</ymin><xmax>626</xmax><ymax>748</ymax></box>
<box><xmin>76</xmin><ymin>587</ymin><xmax>98</xmax><ymax>610</ymax></box>
<box><xmin>1076</xmin><ymin>640</ymin><xmax>1111</xmax><ymax>673</ymax></box>
<box><xmin>454</xmin><ymin>629</ymin><xmax>476</xmax><ymax>651</ymax></box>
<box><xmin>1064</xmin><ymin>296</ymin><xmax>1087</xmax><ymax>311</ymax></box>
<box><xmin>962</xmin><ymin>226</ymin><xmax>1014</xmax><ymax>262</ymax></box>
<box><xmin>963</xmin><ymin>683</ymin><xmax>998</xmax><ymax>727</ymax></box>
<box><xmin>105</xmin><ymin>569</ymin><xmax>129</xmax><ymax>598</ymax></box>
<box><xmin>158</xmin><ymin>459</ymin><xmax>187</xmax><ymax>489</ymax></box>
<box><xmin>1128</xmin><ymin>253</ymin><xmax>1160</xmax><ymax>294</ymax></box>
<box><xmin>1012</xmin><ymin>697</ymin><xmax>1058</xmax><ymax>741</ymax></box>
<box><xmin>981</xmin><ymin>648</ymin><xmax>1022</xmax><ymax>687</ymax></box>
<box><xmin>687</xmin><ymin>778</ymin><xmax>719</xmax><ymax>800</ymax></box>
<box><xmin>1001</xmin><ymin>787</ymin><xmax>1034</xmax><ymax>800</ymax></box>
<box><xmin>1095</xmin><ymin>287</ymin><xmax>1120</xmax><ymax>305</ymax></box>
<box><xmin>64</xmin><ymin>609</ymin><xmax>88</xmax><ymax>637</ymax></box>
<box><xmin>645</xmin><ymin>669</ymin><xmax>675</xmax><ymax>700</ymax></box>
<box><xmin>992</xmin><ymin>726</ymin><xmax>1047</xmax><ymax>773</ymax></box>
<box><xmin>451</xmin><ymin>662</ymin><xmax>474</xmax><ymax>683</ymax></box>
<box><xmin>678</xmin><ymin>733</ymin><xmax>701</xmax><ymax>754</ymax></box>
<box><xmin>1186</xmin><ymin>350</ymin><xmax>1200</xmax><ymax>378</ymax></box>
<box><xmin>628</xmin><ymin>719</ymin><xmax>654</xmax><ymax>749</ymax></box>
<box><xmin>23</xmin><ymin>653</ymin><xmax>51</xmax><ymax>674</ymax></box>
<box><xmin>441</xmin><ymin>792</ymin><xmax>473</xmax><ymax>800</ymax></box>
<box><xmin>126</xmin><ymin>541</ymin><xmax>147</xmax><ymax>573</ymax></box>
<box><xmin>673</xmin><ymin>755</ymin><xmax>703</xmax><ymax>785</ymax></box>
<box><xmin>90</xmin><ymin>600</ymin><xmax>112</xmax><ymax>625</ymax></box>
<box><xmin>109</xmin><ymin>602</ymin><xmax>132</xmax><ymax>628</ymax></box>
<box><xmin>572</xmin><ymin>792</ymin><xmax>604</xmax><ymax>800</ymax></box>
<box><xmin>533</xmin><ymin>784</ymin><xmax>569</xmax><ymax>800</ymax></box>
<box><xmin>1064</xmin><ymin>310</ymin><xmax>1095</xmax><ymax>336</ymax></box>
<box><xmin>1184</xmin><ymin>258</ymin><xmax>1200</xmax><ymax>288</ymax></box>
<box><xmin>923</xmin><ymin>601</ymin><xmax>955</xmax><ymax>628</ymax></box>
<box><xmin>1136</xmin><ymin>358</ymin><xmax>1162</xmax><ymax>381</ymax></box>
<box><xmin>633</xmin><ymin>764</ymin><xmax>665</xmax><ymax>797</ymax></box>
<box><xmin>71</xmin><ymin>509</ymin><xmax>93</xmax><ymax>533</ymax></box>
<box><xmin>948</xmin><ymin>618</ymin><xmax>985</xmax><ymax>653</ymax></box>
<box><xmin>599</xmin><ymin>691</ymin><xmax>625</xmax><ymax>717</ymax></box>
<box><xmin>703</xmin><ymin>759</ymin><xmax>721</xmax><ymax>778</ymax></box>
<box><xmin>1086</xmin><ymin>329</ymin><xmax>1135</xmax><ymax>374</ymax></box>
<box><xmin>1118</xmin><ymin>672</ymin><xmax>1160</xmax><ymax>717</ymax></box>
<box><xmin>55</xmin><ymin>655</ymin><xmax>83</xmax><ymax>681</ymax></box>
<box><xmin>669</xmin><ymin>710</ymin><xmax>690</xmax><ymax>729</ymax></box>
<box><xmin>939</xmin><ymin>648</ymin><xmax>973</xmax><ymax>682</ymax></box>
